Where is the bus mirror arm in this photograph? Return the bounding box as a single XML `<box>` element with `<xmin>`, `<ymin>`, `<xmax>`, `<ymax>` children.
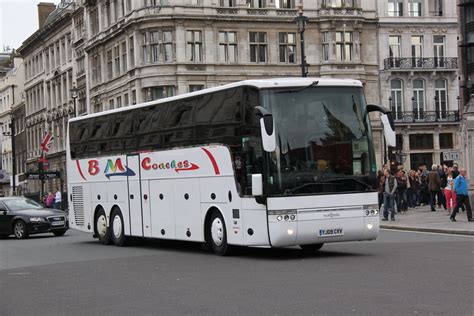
<box><xmin>367</xmin><ymin>104</ymin><xmax>396</xmax><ymax>147</ymax></box>
<box><xmin>255</xmin><ymin>106</ymin><xmax>276</xmax><ymax>152</ymax></box>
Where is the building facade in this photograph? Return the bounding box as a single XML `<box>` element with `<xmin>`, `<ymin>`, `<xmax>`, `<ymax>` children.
<box><xmin>458</xmin><ymin>0</ymin><xmax>474</xmax><ymax>195</ymax></box>
<box><xmin>0</xmin><ymin>56</ymin><xmax>25</xmax><ymax>196</ymax></box>
<box><xmin>17</xmin><ymin>2</ymin><xmax>75</xmax><ymax>198</ymax></box>
<box><xmin>378</xmin><ymin>0</ymin><xmax>461</xmax><ymax>171</ymax></box>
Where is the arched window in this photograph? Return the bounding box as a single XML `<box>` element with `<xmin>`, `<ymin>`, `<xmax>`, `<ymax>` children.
<box><xmin>390</xmin><ymin>79</ymin><xmax>403</xmax><ymax>120</ymax></box>
<box><xmin>412</xmin><ymin>79</ymin><xmax>425</xmax><ymax>119</ymax></box>
<box><xmin>435</xmin><ymin>79</ymin><xmax>447</xmax><ymax>120</ymax></box>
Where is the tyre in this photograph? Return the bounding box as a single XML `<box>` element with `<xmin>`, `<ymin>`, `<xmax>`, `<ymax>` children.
<box><xmin>13</xmin><ymin>220</ymin><xmax>29</xmax><ymax>239</ymax></box>
<box><xmin>95</xmin><ymin>208</ymin><xmax>111</xmax><ymax>245</ymax></box>
<box><xmin>299</xmin><ymin>243</ymin><xmax>324</xmax><ymax>252</ymax></box>
<box><xmin>206</xmin><ymin>210</ymin><xmax>231</xmax><ymax>256</ymax></box>
<box><xmin>53</xmin><ymin>229</ymin><xmax>67</xmax><ymax>237</ymax></box>
<box><xmin>110</xmin><ymin>208</ymin><xmax>128</xmax><ymax>247</ymax></box>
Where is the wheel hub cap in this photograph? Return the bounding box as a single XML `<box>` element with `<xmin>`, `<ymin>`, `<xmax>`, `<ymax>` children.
<box><xmin>15</xmin><ymin>223</ymin><xmax>24</xmax><ymax>237</ymax></box>
<box><xmin>97</xmin><ymin>215</ymin><xmax>107</xmax><ymax>238</ymax></box>
<box><xmin>211</xmin><ymin>218</ymin><xmax>224</xmax><ymax>247</ymax></box>
<box><xmin>112</xmin><ymin>215</ymin><xmax>122</xmax><ymax>239</ymax></box>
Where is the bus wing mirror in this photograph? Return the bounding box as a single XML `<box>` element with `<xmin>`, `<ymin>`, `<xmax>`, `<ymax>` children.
<box><xmin>255</xmin><ymin>106</ymin><xmax>276</xmax><ymax>152</ymax></box>
<box><xmin>252</xmin><ymin>174</ymin><xmax>263</xmax><ymax>196</ymax></box>
<box><xmin>367</xmin><ymin>104</ymin><xmax>396</xmax><ymax>147</ymax></box>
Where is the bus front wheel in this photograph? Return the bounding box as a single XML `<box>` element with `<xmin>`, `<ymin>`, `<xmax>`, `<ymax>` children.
<box><xmin>206</xmin><ymin>210</ymin><xmax>231</xmax><ymax>256</ymax></box>
<box><xmin>95</xmin><ymin>208</ymin><xmax>111</xmax><ymax>245</ymax></box>
<box><xmin>110</xmin><ymin>208</ymin><xmax>128</xmax><ymax>247</ymax></box>
<box><xmin>299</xmin><ymin>243</ymin><xmax>324</xmax><ymax>252</ymax></box>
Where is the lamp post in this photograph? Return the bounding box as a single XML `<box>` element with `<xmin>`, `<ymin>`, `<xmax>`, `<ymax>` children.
<box><xmin>69</xmin><ymin>86</ymin><xmax>78</xmax><ymax>117</ymax></box>
<box><xmin>294</xmin><ymin>4</ymin><xmax>309</xmax><ymax>77</ymax></box>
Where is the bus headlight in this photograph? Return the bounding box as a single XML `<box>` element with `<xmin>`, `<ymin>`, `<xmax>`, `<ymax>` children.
<box><xmin>367</xmin><ymin>223</ymin><xmax>374</xmax><ymax>230</ymax></box>
<box><xmin>363</xmin><ymin>205</ymin><xmax>379</xmax><ymax>217</ymax></box>
<box><xmin>269</xmin><ymin>210</ymin><xmax>297</xmax><ymax>221</ymax></box>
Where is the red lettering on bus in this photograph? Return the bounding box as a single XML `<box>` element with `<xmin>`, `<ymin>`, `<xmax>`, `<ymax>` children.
<box><xmin>88</xmin><ymin>160</ymin><xmax>100</xmax><ymax>175</ymax></box>
<box><xmin>141</xmin><ymin>157</ymin><xmax>152</xmax><ymax>170</ymax></box>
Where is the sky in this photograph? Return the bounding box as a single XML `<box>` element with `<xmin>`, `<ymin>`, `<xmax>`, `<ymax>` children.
<box><xmin>0</xmin><ymin>0</ymin><xmax>60</xmax><ymax>52</ymax></box>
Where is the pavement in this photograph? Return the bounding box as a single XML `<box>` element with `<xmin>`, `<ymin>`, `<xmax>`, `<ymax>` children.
<box><xmin>380</xmin><ymin>203</ymin><xmax>474</xmax><ymax>235</ymax></box>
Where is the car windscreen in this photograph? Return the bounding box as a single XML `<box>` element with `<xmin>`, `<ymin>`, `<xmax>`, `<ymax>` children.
<box><xmin>3</xmin><ymin>199</ymin><xmax>43</xmax><ymax>211</ymax></box>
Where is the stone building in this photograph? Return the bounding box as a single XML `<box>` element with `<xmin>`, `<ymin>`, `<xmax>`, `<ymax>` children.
<box><xmin>0</xmin><ymin>55</ymin><xmax>25</xmax><ymax>196</ymax></box>
<box><xmin>377</xmin><ymin>0</ymin><xmax>461</xmax><ymax>170</ymax></box>
<box><xmin>458</xmin><ymin>0</ymin><xmax>474</xmax><ymax>196</ymax></box>
<box><xmin>69</xmin><ymin>0</ymin><xmax>382</xmax><ymax>161</ymax></box>
<box><xmin>17</xmin><ymin>1</ymin><xmax>75</xmax><ymax>197</ymax></box>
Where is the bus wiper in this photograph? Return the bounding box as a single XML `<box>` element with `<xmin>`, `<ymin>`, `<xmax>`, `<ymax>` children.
<box><xmin>277</xmin><ymin>81</ymin><xmax>319</xmax><ymax>94</ymax></box>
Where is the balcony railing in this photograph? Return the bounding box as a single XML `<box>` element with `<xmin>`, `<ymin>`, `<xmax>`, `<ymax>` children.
<box><xmin>393</xmin><ymin>110</ymin><xmax>460</xmax><ymax>124</ymax></box>
<box><xmin>384</xmin><ymin>57</ymin><xmax>458</xmax><ymax>70</ymax></box>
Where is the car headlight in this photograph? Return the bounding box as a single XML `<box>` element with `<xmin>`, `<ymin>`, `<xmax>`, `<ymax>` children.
<box><xmin>30</xmin><ymin>217</ymin><xmax>46</xmax><ymax>222</ymax></box>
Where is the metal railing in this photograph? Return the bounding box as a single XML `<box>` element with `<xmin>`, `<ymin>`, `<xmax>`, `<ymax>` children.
<box><xmin>392</xmin><ymin>110</ymin><xmax>460</xmax><ymax>123</ymax></box>
<box><xmin>384</xmin><ymin>57</ymin><xmax>458</xmax><ymax>70</ymax></box>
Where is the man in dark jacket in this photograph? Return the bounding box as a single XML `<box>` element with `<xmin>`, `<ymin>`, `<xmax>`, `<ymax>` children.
<box><xmin>428</xmin><ymin>164</ymin><xmax>441</xmax><ymax>212</ymax></box>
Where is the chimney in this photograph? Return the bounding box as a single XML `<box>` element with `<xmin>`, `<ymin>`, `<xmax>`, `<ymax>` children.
<box><xmin>37</xmin><ymin>2</ymin><xmax>57</xmax><ymax>28</ymax></box>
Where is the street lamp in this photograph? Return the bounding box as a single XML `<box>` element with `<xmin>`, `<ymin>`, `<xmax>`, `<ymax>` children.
<box><xmin>294</xmin><ymin>4</ymin><xmax>309</xmax><ymax>77</ymax></box>
<box><xmin>69</xmin><ymin>86</ymin><xmax>78</xmax><ymax>117</ymax></box>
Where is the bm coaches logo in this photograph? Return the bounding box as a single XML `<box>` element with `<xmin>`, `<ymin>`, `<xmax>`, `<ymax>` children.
<box><xmin>87</xmin><ymin>158</ymin><xmax>136</xmax><ymax>179</ymax></box>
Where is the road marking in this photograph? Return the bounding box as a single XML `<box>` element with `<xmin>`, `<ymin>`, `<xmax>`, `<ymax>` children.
<box><xmin>380</xmin><ymin>228</ymin><xmax>474</xmax><ymax>238</ymax></box>
<box><xmin>8</xmin><ymin>272</ymin><xmax>31</xmax><ymax>275</ymax></box>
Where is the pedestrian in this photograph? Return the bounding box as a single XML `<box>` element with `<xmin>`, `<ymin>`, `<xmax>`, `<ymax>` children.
<box><xmin>377</xmin><ymin>170</ymin><xmax>385</xmax><ymax>213</ymax></box>
<box><xmin>54</xmin><ymin>187</ymin><xmax>62</xmax><ymax>210</ymax></box>
<box><xmin>382</xmin><ymin>169</ymin><xmax>397</xmax><ymax>221</ymax></box>
<box><xmin>396</xmin><ymin>168</ymin><xmax>408</xmax><ymax>213</ymax></box>
<box><xmin>408</xmin><ymin>170</ymin><xmax>419</xmax><ymax>208</ymax></box>
<box><xmin>437</xmin><ymin>165</ymin><xmax>447</xmax><ymax>210</ymax></box>
<box><xmin>444</xmin><ymin>168</ymin><xmax>456</xmax><ymax>216</ymax></box>
<box><xmin>45</xmin><ymin>192</ymin><xmax>55</xmax><ymax>208</ymax></box>
<box><xmin>428</xmin><ymin>164</ymin><xmax>441</xmax><ymax>212</ymax></box>
<box><xmin>419</xmin><ymin>164</ymin><xmax>429</xmax><ymax>205</ymax></box>
<box><xmin>452</xmin><ymin>163</ymin><xmax>460</xmax><ymax>179</ymax></box>
<box><xmin>450</xmin><ymin>168</ymin><xmax>473</xmax><ymax>222</ymax></box>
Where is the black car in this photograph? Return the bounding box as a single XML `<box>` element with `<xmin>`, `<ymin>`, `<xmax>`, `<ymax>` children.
<box><xmin>0</xmin><ymin>197</ymin><xmax>69</xmax><ymax>239</ymax></box>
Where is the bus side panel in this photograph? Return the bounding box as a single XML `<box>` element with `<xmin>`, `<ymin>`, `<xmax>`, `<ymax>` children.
<box><xmin>199</xmin><ymin>177</ymin><xmax>244</xmax><ymax>246</ymax></box>
<box><xmin>106</xmin><ymin>180</ymin><xmax>130</xmax><ymax>236</ymax></box>
<box><xmin>149</xmin><ymin>179</ymin><xmax>176</xmax><ymax>239</ymax></box>
<box><xmin>90</xmin><ymin>182</ymin><xmax>108</xmax><ymax>216</ymax></box>
<box><xmin>173</xmin><ymin>178</ymin><xmax>202</xmax><ymax>242</ymax></box>
<box><xmin>141</xmin><ymin>180</ymin><xmax>152</xmax><ymax>237</ymax></box>
<box><xmin>242</xmin><ymin>198</ymin><xmax>270</xmax><ymax>247</ymax></box>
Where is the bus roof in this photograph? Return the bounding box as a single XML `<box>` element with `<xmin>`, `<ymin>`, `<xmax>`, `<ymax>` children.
<box><xmin>70</xmin><ymin>77</ymin><xmax>363</xmax><ymax>123</ymax></box>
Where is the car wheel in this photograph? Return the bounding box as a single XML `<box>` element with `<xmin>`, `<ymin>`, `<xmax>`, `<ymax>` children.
<box><xmin>110</xmin><ymin>208</ymin><xmax>128</xmax><ymax>247</ymax></box>
<box><xmin>53</xmin><ymin>229</ymin><xmax>67</xmax><ymax>237</ymax></box>
<box><xmin>95</xmin><ymin>208</ymin><xmax>111</xmax><ymax>245</ymax></box>
<box><xmin>13</xmin><ymin>220</ymin><xmax>29</xmax><ymax>239</ymax></box>
<box><xmin>299</xmin><ymin>243</ymin><xmax>324</xmax><ymax>252</ymax></box>
<box><xmin>206</xmin><ymin>210</ymin><xmax>231</xmax><ymax>256</ymax></box>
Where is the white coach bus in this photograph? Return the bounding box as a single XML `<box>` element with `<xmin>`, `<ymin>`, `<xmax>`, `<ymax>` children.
<box><xmin>66</xmin><ymin>78</ymin><xmax>395</xmax><ymax>255</ymax></box>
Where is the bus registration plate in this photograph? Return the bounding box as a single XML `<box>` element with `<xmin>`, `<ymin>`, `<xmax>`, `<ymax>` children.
<box><xmin>318</xmin><ymin>228</ymin><xmax>343</xmax><ymax>237</ymax></box>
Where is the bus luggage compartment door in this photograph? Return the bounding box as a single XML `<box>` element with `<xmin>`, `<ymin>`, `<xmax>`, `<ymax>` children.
<box><xmin>126</xmin><ymin>155</ymin><xmax>143</xmax><ymax>237</ymax></box>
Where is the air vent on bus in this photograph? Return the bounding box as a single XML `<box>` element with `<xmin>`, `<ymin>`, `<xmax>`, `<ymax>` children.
<box><xmin>72</xmin><ymin>186</ymin><xmax>85</xmax><ymax>226</ymax></box>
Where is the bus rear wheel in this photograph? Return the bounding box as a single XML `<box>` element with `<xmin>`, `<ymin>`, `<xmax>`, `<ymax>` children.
<box><xmin>299</xmin><ymin>243</ymin><xmax>324</xmax><ymax>252</ymax></box>
<box><xmin>95</xmin><ymin>208</ymin><xmax>111</xmax><ymax>245</ymax></box>
<box><xmin>206</xmin><ymin>210</ymin><xmax>231</xmax><ymax>256</ymax></box>
<box><xmin>110</xmin><ymin>208</ymin><xmax>128</xmax><ymax>247</ymax></box>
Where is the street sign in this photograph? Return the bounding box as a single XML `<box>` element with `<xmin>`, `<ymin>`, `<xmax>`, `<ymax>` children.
<box><xmin>26</xmin><ymin>172</ymin><xmax>60</xmax><ymax>180</ymax></box>
<box><xmin>443</xmin><ymin>151</ymin><xmax>461</xmax><ymax>161</ymax></box>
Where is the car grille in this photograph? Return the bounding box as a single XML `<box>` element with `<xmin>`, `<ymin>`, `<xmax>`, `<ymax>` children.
<box><xmin>47</xmin><ymin>216</ymin><xmax>66</xmax><ymax>227</ymax></box>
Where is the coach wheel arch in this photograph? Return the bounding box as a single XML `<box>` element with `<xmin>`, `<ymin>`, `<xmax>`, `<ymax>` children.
<box><xmin>204</xmin><ymin>207</ymin><xmax>231</xmax><ymax>256</ymax></box>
